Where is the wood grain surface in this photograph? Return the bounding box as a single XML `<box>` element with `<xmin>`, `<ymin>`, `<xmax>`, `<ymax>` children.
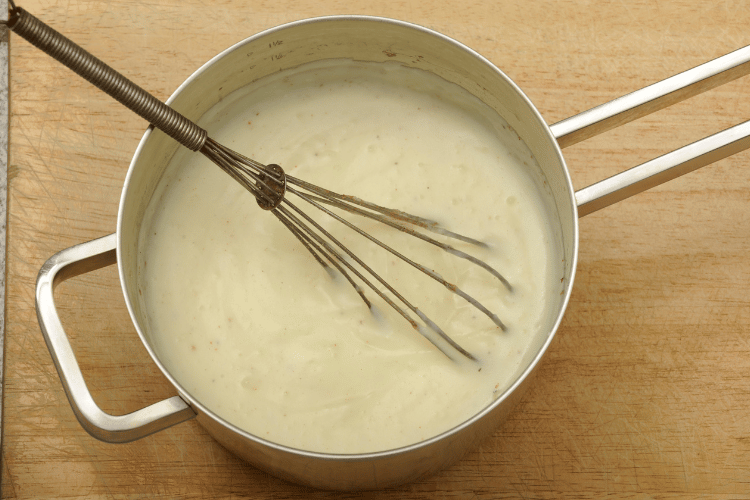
<box><xmin>3</xmin><ymin>0</ymin><xmax>750</xmax><ymax>498</ymax></box>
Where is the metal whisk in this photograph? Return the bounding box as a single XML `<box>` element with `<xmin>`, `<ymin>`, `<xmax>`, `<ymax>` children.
<box><xmin>6</xmin><ymin>4</ymin><xmax>513</xmax><ymax>360</ymax></box>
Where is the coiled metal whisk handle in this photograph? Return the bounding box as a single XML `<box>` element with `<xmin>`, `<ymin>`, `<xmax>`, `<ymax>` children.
<box><xmin>6</xmin><ymin>5</ymin><xmax>208</xmax><ymax>151</ymax></box>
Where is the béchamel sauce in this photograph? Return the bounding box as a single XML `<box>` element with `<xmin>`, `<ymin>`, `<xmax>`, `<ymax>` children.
<box><xmin>139</xmin><ymin>60</ymin><xmax>560</xmax><ymax>453</ymax></box>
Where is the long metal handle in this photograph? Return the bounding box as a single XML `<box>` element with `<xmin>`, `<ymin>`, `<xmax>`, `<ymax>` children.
<box><xmin>7</xmin><ymin>7</ymin><xmax>207</xmax><ymax>151</ymax></box>
<box><xmin>35</xmin><ymin>234</ymin><xmax>196</xmax><ymax>443</ymax></box>
<box><xmin>552</xmin><ymin>45</ymin><xmax>750</xmax><ymax>217</ymax></box>
<box><xmin>574</xmin><ymin>121</ymin><xmax>750</xmax><ymax>217</ymax></box>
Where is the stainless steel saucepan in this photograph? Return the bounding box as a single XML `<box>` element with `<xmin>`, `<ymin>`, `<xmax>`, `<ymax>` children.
<box><xmin>34</xmin><ymin>16</ymin><xmax>750</xmax><ymax>490</ymax></box>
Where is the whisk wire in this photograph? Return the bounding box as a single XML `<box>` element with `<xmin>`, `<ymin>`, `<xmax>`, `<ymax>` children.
<box><xmin>276</xmin><ymin>203</ymin><xmax>421</xmax><ymax>330</ymax></box>
<box><xmin>272</xmin><ymin>208</ymin><xmax>373</xmax><ymax>309</ymax></box>
<box><xmin>289</xmin><ymin>177</ymin><xmax>487</xmax><ymax>246</ymax></box>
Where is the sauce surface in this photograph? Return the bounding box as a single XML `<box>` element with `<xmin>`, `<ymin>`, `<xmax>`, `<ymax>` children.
<box><xmin>139</xmin><ymin>60</ymin><xmax>560</xmax><ymax>453</ymax></box>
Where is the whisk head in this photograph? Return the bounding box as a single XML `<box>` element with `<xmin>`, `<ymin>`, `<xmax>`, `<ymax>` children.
<box><xmin>200</xmin><ymin>137</ymin><xmax>512</xmax><ymax>361</ymax></box>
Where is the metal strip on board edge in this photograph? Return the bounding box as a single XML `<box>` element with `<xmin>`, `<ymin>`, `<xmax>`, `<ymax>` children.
<box><xmin>1</xmin><ymin>0</ymin><xmax>9</xmax><ymax>493</ymax></box>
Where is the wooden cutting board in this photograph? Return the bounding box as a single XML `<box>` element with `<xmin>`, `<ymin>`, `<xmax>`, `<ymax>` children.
<box><xmin>3</xmin><ymin>0</ymin><xmax>750</xmax><ymax>497</ymax></box>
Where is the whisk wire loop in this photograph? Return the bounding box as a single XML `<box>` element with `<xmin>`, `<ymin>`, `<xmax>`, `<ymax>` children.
<box><xmin>275</xmin><ymin>200</ymin><xmax>477</xmax><ymax>361</ymax></box>
<box><xmin>288</xmin><ymin>185</ymin><xmax>508</xmax><ymax>331</ymax></box>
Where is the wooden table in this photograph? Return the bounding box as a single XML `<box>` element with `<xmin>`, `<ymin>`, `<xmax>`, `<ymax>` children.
<box><xmin>3</xmin><ymin>0</ymin><xmax>750</xmax><ymax>497</ymax></box>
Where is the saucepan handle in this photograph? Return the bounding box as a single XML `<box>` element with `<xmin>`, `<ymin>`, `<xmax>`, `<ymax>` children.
<box><xmin>35</xmin><ymin>233</ymin><xmax>197</xmax><ymax>443</ymax></box>
<box><xmin>551</xmin><ymin>45</ymin><xmax>750</xmax><ymax>217</ymax></box>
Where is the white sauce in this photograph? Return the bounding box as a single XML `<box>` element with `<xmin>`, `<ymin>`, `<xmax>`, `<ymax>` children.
<box><xmin>139</xmin><ymin>60</ymin><xmax>560</xmax><ymax>453</ymax></box>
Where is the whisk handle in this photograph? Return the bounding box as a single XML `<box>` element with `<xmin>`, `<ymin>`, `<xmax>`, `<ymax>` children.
<box><xmin>7</xmin><ymin>7</ymin><xmax>208</xmax><ymax>151</ymax></box>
